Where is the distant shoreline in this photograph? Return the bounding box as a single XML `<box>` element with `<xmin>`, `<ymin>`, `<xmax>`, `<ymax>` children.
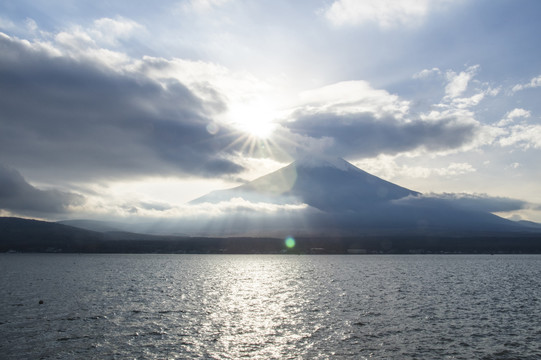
<box><xmin>2</xmin><ymin>217</ymin><xmax>541</xmax><ymax>254</ymax></box>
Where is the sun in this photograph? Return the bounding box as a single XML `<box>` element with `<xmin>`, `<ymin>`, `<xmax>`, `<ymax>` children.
<box><xmin>239</xmin><ymin>119</ymin><xmax>276</xmax><ymax>139</ymax></box>
<box><xmin>228</xmin><ymin>101</ymin><xmax>277</xmax><ymax>139</ymax></box>
<box><xmin>220</xmin><ymin>97</ymin><xmax>295</xmax><ymax>160</ymax></box>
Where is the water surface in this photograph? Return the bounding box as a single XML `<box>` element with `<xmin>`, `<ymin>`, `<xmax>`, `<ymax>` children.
<box><xmin>1</xmin><ymin>254</ymin><xmax>540</xmax><ymax>359</ymax></box>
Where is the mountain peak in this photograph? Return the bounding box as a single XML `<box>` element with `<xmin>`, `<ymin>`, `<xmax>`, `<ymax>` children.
<box><xmin>292</xmin><ymin>155</ymin><xmax>355</xmax><ymax>172</ymax></box>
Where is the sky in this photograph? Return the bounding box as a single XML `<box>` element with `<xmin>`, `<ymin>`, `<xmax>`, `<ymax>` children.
<box><xmin>1</xmin><ymin>0</ymin><xmax>541</xmax><ymax>224</ymax></box>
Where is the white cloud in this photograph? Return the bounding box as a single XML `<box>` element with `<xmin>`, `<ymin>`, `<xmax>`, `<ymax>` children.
<box><xmin>486</xmin><ymin>86</ymin><xmax>501</xmax><ymax>96</ymax></box>
<box><xmin>353</xmin><ymin>155</ymin><xmax>475</xmax><ymax>180</ymax></box>
<box><xmin>74</xmin><ymin>196</ymin><xmax>309</xmax><ymax>219</ymax></box>
<box><xmin>53</xmin><ymin>31</ymin><xmax>131</xmax><ymax>68</ymax></box>
<box><xmin>491</xmin><ymin>108</ymin><xmax>541</xmax><ymax>150</ymax></box>
<box><xmin>55</xmin><ymin>17</ymin><xmax>145</xmax><ymax>51</ymax></box>
<box><xmin>297</xmin><ymin>80</ymin><xmax>410</xmax><ymax>118</ymax></box>
<box><xmin>506</xmin><ymin>108</ymin><xmax>531</xmax><ymax>119</ymax></box>
<box><xmin>512</xmin><ymin>74</ymin><xmax>541</xmax><ymax>92</ymax></box>
<box><xmin>55</xmin><ymin>29</ymin><xmax>97</xmax><ymax>50</ymax></box>
<box><xmin>47</xmin><ymin>17</ymin><xmax>145</xmax><ymax>68</ymax></box>
<box><xmin>497</xmin><ymin>108</ymin><xmax>531</xmax><ymax>126</ymax></box>
<box><xmin>90</xmin><ymin>17</ymin><xmax>145</xmax><ymax>46</ymax></box>
<box><xmin>0</xmin><ymin>31</ymin><xmax>59</xmax><ymax>58</ymax></box>
<box><xmin>498</xmin><ymin>124</ymin><xmax>541</xmax><ymax>149</ymax></box>
<box><xmin>474</xmin><ymin>124</ymin><xmax>507</xmax><ymax>148</ymax></box>
<box><xmin>187</xmin><ymin>198</ymin><xmax>308</xmax><ymax>216</ymax></box>
<box><xmin>413</xmin><ymin>67</ymin><xmax>441</xmax><ymax>79</ymax></box>
<box><xmin>438</xmin><ymin>162</ymin><xmax>476</xmax><ymax>176</ymax></box>
<box><xmin>324</xmin><ymin>0</ymin><xmax>457</xmax><ymax>28</ymax></box>
<box><xmin>54</xmin><ymin>27</ymin><xmax>132</xmax><ymax>68</ymax></box>
<box><xmin>415</xmin><ymin>65</ymin><xmax>496</xmax><ymax>111</ymax></box>
<box><xmin>417</xmin><ymin>65</ymin><xmax>491</xmax><ymax>113</ymax></box>
<box><xmin>444</xmin><ymin>65</ymin><xmax>479</xmax><ymax>99</ymax></box>
<box><xmin>450</xmin><ymin>92</ymin><xmax>485</xmax><ymax>109</ymax></box>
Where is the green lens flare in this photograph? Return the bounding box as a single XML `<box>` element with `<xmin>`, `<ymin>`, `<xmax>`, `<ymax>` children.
<box><xmin>285</xmin><ymin>237</ymin><xmax>296</xmax><ymax>249</ymax></box>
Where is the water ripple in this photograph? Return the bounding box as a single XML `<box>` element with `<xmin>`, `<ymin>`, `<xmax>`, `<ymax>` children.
<box><xmin>1</xmin><ymin>254</ymin><xmax>541</xmax><ymax>359</ymax></box>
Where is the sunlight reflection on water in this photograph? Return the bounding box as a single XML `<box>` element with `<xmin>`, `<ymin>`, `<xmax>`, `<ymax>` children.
<box><xmin>182</xmin><ymin>256</ymin><xmax>317</xmax><ymax>358</ymax></box>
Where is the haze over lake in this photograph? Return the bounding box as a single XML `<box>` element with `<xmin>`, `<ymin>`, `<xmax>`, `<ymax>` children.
<box><xmin>2</xmin><ymin>254</ymin><xmax>540</xmax><ymax>359</ymax></box>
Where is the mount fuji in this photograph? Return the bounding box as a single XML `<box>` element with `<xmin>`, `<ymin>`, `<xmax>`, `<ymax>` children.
<box><xmin>190</xmin><ymin>156</ymin><xmax>526</xmax><ymax>236</ymax></box>
<box><xmin>192</xmin><ymin>156</ymin><xmax>419</xmax><ymax>211</ymax></box>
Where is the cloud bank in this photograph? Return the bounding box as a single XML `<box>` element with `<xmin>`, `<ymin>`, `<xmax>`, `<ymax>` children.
<box><xmin>0</xmin><ymin>32</ymin><xmax>244</xmax><ymax>181</ymax></box>
<box><xmin>284</xmin><ymin>112</ymin><xmax>476</xmax><ymax>158</ymax></box>
<box><xmin>394</xmin><ymin>193</ymin><xmax>530</xmax><ymax>214</ymax></box>
<box><xmin>279</xmin><ymin>79</ymin><xmax>479</xmax><ymax>158</ymax></box>
<box><xmin>0</xmin><ymin>164</ymin><xmax>84</xmax><ymax>217</ymax></box>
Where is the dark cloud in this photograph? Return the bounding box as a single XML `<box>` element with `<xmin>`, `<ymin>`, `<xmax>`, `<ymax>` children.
<box><xmin>0</xmin><ymin>34</ymin><xmax>243</xmax><ymax>181</ymax></box>
<box><xmin>0</xmin><ymin>164</ymin><xmax>84</xmax><ymax>216</ymax></box>
<box><xmin>282</xmin><ymin>111</ymin><xmax>477</xmax><ymax>158</ymax></box>
<box><xmin>394</xmin><ymin>193</ymin><xmax>529</xmax><ymax>213</ymax></box>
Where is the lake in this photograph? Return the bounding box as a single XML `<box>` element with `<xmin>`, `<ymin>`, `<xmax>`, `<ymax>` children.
<box><xmin>1</xmin><ymin>254</ymin><xmax>540</xmax><ymax>359</ymax></box>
